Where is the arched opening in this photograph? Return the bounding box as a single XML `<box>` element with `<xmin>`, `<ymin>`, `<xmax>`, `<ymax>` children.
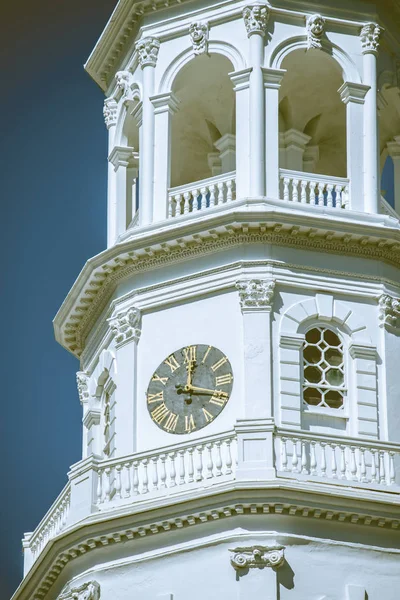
<box><xmin>168</xmin><ymin>53</ymin><xmax>236</xmax><ymax>214</ymax></box>
<box><xmin>278</xmin><ymin>49</ymin><xmax>347</xmax><ymax>207</ymax></box>
<box><xmin>381</xmin><ymin>155</ymin><xmax>395</xmax><ymax>208</ymax></box>
<box><xmin>120</xmin><ymin>101</ymin><xmax>140</xmax><ymax>228</ymax></box>
<box><xmin>379</xmin><ymin>83</ymin><xmax>400</xmax><ymax>215</ymax></box>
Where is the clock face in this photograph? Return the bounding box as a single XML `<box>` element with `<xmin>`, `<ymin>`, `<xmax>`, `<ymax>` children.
<box><xmin>146</xmin><ymin>344</ymin><xmax>234</xmax><ymax>434</ymax></box>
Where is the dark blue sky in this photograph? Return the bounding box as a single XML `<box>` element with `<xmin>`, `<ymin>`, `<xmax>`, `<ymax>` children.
<box><xmin>0</xmin><ymin>1</ymin><xmax>117</xmax><ymax>597</ymax></box>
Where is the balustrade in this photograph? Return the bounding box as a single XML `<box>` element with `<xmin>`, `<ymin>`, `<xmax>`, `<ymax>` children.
<box><xmin>279</xmin><ymin>169</ymin><xmax>349</xmax><ymax>209</ymax></box>
<box><xmin>167</xmin><ymin>172</ymin><xmax>236</xmax><ymax>219</ymax></box>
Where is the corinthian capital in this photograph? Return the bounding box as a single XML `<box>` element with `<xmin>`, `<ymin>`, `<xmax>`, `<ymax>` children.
<box><xmin>236</xmin><ymin>279</ymin><xmax>275</xmax><ymax>310</ymax></box>
<box><xmin>136</xmin><ymin>37</ymin><xmax>160</xmax><ymax>68</ymax></box>
<box><xmin>230</xmin><ymin>546</ymin><xmax>285</xmax><ymax>570</ymax></box>
<box><xmin>379</xmin><ymin>294</ymin><xmax>400</xmax><ymax>331</ymax></box>
<box><xmin>360</xmin><ymin>23</ymin><xmax>383</xmax><ymax>54</ymax></box>
<box><xmin>76</xmin><ymin>371</ymin><xmax>89</xmax><ymax>404</ymax></box>
<box><xmin>109</xmin><ymin>306</ymin><xmax>142</xmax><ymax>347</ymax></box>
<box><xmin>103</xmin><ymin>98</ymin><xmax>118</xmax><ymax>129</ymax></box>
<box><xmin>243</xmin><ymin>4</ymin><xmax>270</xmax><ymax>37</ymax></box>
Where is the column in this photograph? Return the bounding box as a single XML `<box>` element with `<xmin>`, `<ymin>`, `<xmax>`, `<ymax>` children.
<box><xmin>229</xmin><ymin>68</ymin><xmax>252</xmax><ymax>198</ymax></box>
<box><xmin>263</xmin><ymin>68</ymin><xmax>286</xmax><ymax>198</ymax></box>
<box><xmin>108</xmin><ymin>146</ymin><xmax>135</xmax><ymax>238</ymax></box>
<box><xmin>103</xmin><ymin>98</ymin><xmax>118</xmax><ymax>247</ymax></box>
<box><xmin>136</xmin><ymin>37</ymin><xmax>160</xmax><ymax>225</ymax></box>
<box><xmin>243</xmin><ymin>5</ymin><xmax>269</xmax><ymax>196</ymax></box>
<box><xmin>360</xmin><ymin>23</ymin><xmax>383</xmax><ymax>214</ymax></box>
<box><xmin>235</xmin><ymin>279</ymin><xmax>276</xmax><ymax>480</ymax></box>
<box><xmin>386</xmin><ymin>136</ymin><xmax>400</xmax><ymax>215</ymax></box>
<box><xmin>338</xmin><ymin>82</ymin><xmax>370</xmax><ymax>212</ymax></box>
<box><xmin>150</xmin><ymin>92</ymin><xmax>179</xmax><ymax>222</ymax></box>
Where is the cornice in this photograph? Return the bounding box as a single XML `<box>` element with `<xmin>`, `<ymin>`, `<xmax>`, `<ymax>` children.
<box><xmin>15</xmin><ymin>482</ymin><xmax>400</xmax><ymax>600</ymax></box>
<box><xmin>54</xmin><ymin>200</ymin><xmax>400</xmax><ymax>358</ymax></box>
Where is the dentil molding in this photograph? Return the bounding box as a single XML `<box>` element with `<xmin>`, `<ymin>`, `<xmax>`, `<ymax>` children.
<box><xmin>189</xmin><ymin>21</ymin><xmax>209</xmax><ymax>55</ymax></box>
<box><xmin>76</xmin><ymin>372</ymin><xmax>90</xmax><ymax>404</ymax></box>
<box><xmin>136</xmin><ymin>37</ymin><xmax>160</xmax><ymax>68</ymax></box>
<box><xmin>379</xmin><ymin>294</ymin><xmax>400</xmax><ymax>331</ymax></box>
<box><xmin>230</xmin><ymin>545</ymin><xmax>285</xmax><ymax>569</ymax></box>
<box><xmin>58</xmin><ymin>580</ymin><xmax>100</xmax><ymax>600</ymax></box>
<box><xmin>360</xmin><ymin>23</ymin><xmax>383</xmax><ymax>54</ymax></box>
<box><xmin>236</xmin><ymin>279</ymin><xmax>275</xmax><ymax>310</ymax></box>
<box><xmin>306</xmin><ymin>14</ymin><xmax>325</xmax><ymax>50</ymax></box>
<box><xmin>243</xmin><ymin>4</ymin><xmax>270</xmax><ymax>37</ymax></box>
<box><xmin>109</xmin><ymin>306</ymin><xmax>141</xmax><ymax>347</ymax></box>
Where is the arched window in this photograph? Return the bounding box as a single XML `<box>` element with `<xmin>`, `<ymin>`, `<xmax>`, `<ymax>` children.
<box><xmin>302</xmin><ymin>327</ymin><xmax>346</xmax><ymax>410</ymax></box>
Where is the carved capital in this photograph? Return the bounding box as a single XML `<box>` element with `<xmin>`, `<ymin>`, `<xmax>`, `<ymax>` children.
<box><xmin>243</xmin><ymin>4</ymin><xmax>269</xmax><ymax>38</ymax></box>
<box><xmin>379</xmin><ymin>294</ymin><xmax>400</xmax><ymax>331</ymax></box>
<box><xmin>109</xmin><ymin>306</ymin><xmax>141</xmax><ymax>347</ymax></box>
<box><xmin>360</xmin><ymin>23</ymin><xmax>383</xmax><ymax>55</ymax></box>
<box><xmin>306</xmin><ymin>14</ymin><xmax>325</xmax><ymax>50</ymax></box>
<box><xmin>136</xmin><ymin>37</ymin><xmax>160</xmax><ymax>68</ymax></box>
<box><xmin>103</xmin><ymin>98</ymin><xmax>118</xmax><ymax>129</ymax></box>
<box><xmin>236</xmin><ymin>279</ymin><xmax>275</xmax><ymax>310</ymax></box>
<box><xmin>59</xmin><ymin>580</ymin><xmax>100</xmax><ymax>600</ymax></box>
<box><xmin>230</xmin><ymin>546</ymin><xmax>285</xmax><ymax>570</ymax></box>
<box><xmin>76</xmin><ymin>371</ymin><xmax>89</xmax><ymax>404</ymax></box>
<box><xmin>189</xmin><ymin>21</ymin><xmax>209</xmax><ymax>55</ymax></box>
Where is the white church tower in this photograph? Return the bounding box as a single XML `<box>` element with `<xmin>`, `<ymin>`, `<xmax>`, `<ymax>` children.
<box><xmin>13</xmin><ymin>0</ymin><xmax>400</xmax><ymax>599</ymax></box>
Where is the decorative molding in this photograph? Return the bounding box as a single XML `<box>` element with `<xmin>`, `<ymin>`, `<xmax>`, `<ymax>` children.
<box><xmin>243</xmin><ymin>4</ymin><xmax>270</xmax><ymax>38</ymax></box>
<box><xmin>230</xmin><ymin>545</ymin><xmax>285</xmax><ymax>569</ymax></box>
<box><xmin>236</xmin><ymin>279</ymin><xmax>275</xmax><ymax>310</ymax></box>
<box><xmin>76</xmin><ymin>372</ymin><xmax>90</xmax><ymax>404</ymax></box>
<box><xmin>189</xmin><ymin>21</ymin><xmax>209</xmax><ymax>55</ymax></box>
<box><xmin>360</xmin><ymin>23</ymin><xmax>383</xmax><ymax>55</ymax></box>
<box><xmin>115</xmin><ymin>70</ymin><xmax>140</xmax><ymax>104</ymax></box>
<box><xmin>58</xmin><ymin>581</ymin><xmax>100</xmax><ymax>600</ymax></box>
<box><xmin>338</xmin><ymin>82</ymin><xmax>370</xmax><ymax>105</ymax></box>
<box><xmin>379</xmin><ymin>294</ymin><xmax>400</xmax><ymax>330</ymax></box>
<box><xmin>108</xmin><ymin>146</ymin><xmax>136</xmax><ymax>170</ymax></box>
<box><xmin>136</xmin><ymin>37</ymin><xmax>160</xmax><ymax>68</ymax></box>
<box><xmin>103</xmin><ymin>98</ymin><xmax>118</xmax><ymax>129</ymax></box>
<box><xmin>109</xmin><ymin>306</ymin><xmax>141</xmax><ymax>347</ymax></box>
<box><xmin>306</xmin><ymin>14</ymin><xmax>325</xmax><ymax>50</ymax></box>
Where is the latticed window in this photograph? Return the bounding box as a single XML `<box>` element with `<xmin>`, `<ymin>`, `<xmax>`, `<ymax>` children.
<box><xmin>302</xmin><ymin>327</ymin><xmax>346</xmax><ymax>410</ymax></box>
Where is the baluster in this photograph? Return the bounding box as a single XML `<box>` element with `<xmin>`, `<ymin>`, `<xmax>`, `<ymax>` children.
<box><xmin>326</xmin><ymin>183</ymin><xmax>333</xmax><ymax>207</ymax></box>
<box><xmin>115</xmin><ymin>464</ymin><xmax>122</xmax><ymax>499</ymax></box>
<box><xmin>97</xmin><ymin>468</ymin><xmax>103</xmax><ymax>504</ymax></box>
<box><xmin>283</xmin><ymin>177</ymin><xmax>290</xmax><ymax>202</ymax></box>
<box><xmin>300</xmin><ymin>180</ymin><xmax>308</xmax><ymax>204</ymax></box>
<box><xmin>320</xmin><ymin>443</ymin><xmax>327</xmax><ymax>477</ymax></box>
<box><xmin>174</xmin><ymin>194</ymin><xmax>182</xmax><ymax>216</ymax></box>
<box><xmin>350</xmin><ymin>447</ymin><xmax>357</xmax><ymax>481</ymax></box>
<box><xmin>132</xmin><ymin>461</ymin><xmax>139</xmax><ymax>495</ymax></box>
<box><xmin>179</xmin><ymin>450</ymin><xmax>186</xmax><ymax>485</ymax></box>
<box><xmin>225</xmin><ymin>439</ymin><xmax>233</xmax><ymax>475</ymax></box>
<box><xmin>389</xmin><ymin>452</ymin><xmax>396</xmax><ymax>485</ymax></box>
<box><xmin>215</xmin><ymin>441</ymin><xmax>223</xmax><ymax>476</ymax></box>
<box><xmin>209</xmin><ymin>184</ymin><xmax>216</xmax><ymax>207</ymax></box>
<box><xmin>160</xmin><ymin>454</ymin><xmax>167</xmax><ymax>488</ymax></box>
<box><xmin>188</xmin><ymin>447</ymin><xmax>194</xmax><ymax>483</ymax></box>
<box><xmin>124</xmin><ymin>462</ymin><xmax>132</xmax><ymax>498</ymax></box>
<box><xmin>292</xmin><ymin>179</ymin><xmax>299</xmax><ymax>203</ymax></box>
<box><xmin>331</xmin><ymin>444</ymin><xmax>337</xmax><ymax>478</ymax></box>
<box><xmin>168</xmin><ymin>196</ymin><xmax>174</xmax><ymax>218</ymax></box>
<box><xmin>192</xmin><ymin>189</ymin><xmax>200</xmax><ymax>212</ymax></box>
<box><xmin>226</xmin><ymin>180</ymin><xmax>233</xmax><ymax>202</ymax></box>
<box><xmin>310</xmin><ymin>442</ymin><xmax>317</xmax><ymax>475</ymax></box>
<box><xmin>343</xmin><ymin>185</ymin><xmax>349</xmax><ymax>209</ymax></box>
<box><xmin>379</xmin><ymin>452</ymin><xmax>386</xmax><ymax>485</ymax></box>
<box><xmin>292</xmin><ymin>439</ymin><xmax>299</xmax><ymax>473</ymax></box>
<box><xmin>206</xmin><ymin>443</ymin><xmax>214</xmax><ymax>478</ymax></box>
<box><xmin>152</xmin><ymin>456</ymin><xmax>159</xmax><ymax>490</ymax></box>
<box><xmin>370</xmin><ymin>450</ymin><xmax>377</xmax><ymax>483</ymax></box>
<box><xmin>183</xmin><ymin>192</ymin><xmax>191</xmax><ymax>214</ymax></box>
<box><xmin>104</xmin><ymin>467</ymin><xmax>111</xmax><ymax>503</ymax></box>
<box><xmin>281</xmin><ymin>438</ymin><xmax>288</xmax><ymax>471</ymax></box>
<box><xmin>200</xmin><ymin>186</ymin><xmax>208</xmax><ymax>210</ymax></box>
<box><xmin>62</xmin><ymin>500</ymin><xmax>68</xmax><ymax>528</ymax></box>
<box><xmin>217</xmin><ymin>181</ymin><xmax>225</xmax><ymax>205</ymax></box>
<box><xmin>196</xmin><ymin>445</ymin><xmax>204</xmax><ymax>480</ymax></box>
<box><xmin>169</xmin><ymin>452</ymin><xmax>177</xmax><ymax>487</ymax></box>
<box><xmin>142</xmin><ymin>459</ymin><xmax>149</xmax><ymax>493</ymax></box>
<box><xmin>340</xmin><ymin>446</ymin><xmax>346</xmax><ymax>479</ymax></box>
<box><xmin>301</xmin><ymin>440</ymin><xmax>307</xmax><ymax>474</ymax></box>
<box><xmin>310</xmin><ymin>181</ymin><xmax>318</xmax><ymax>205</ymax></box>
<box><xmin>317</xmin><ymin>182</ymin><xmax>325</xmax><ymax>206</ymax></box>
<box><xmin>359</xmin><ymin>448</ymin><xmax>367</xmax><ymax>482</ymax></box>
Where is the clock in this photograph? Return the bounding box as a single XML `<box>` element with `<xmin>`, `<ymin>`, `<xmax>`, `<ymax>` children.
<box><xmin>146</xmin><ymin>344</ymin><xmax>234</xmax><ymax>434</ymax></box>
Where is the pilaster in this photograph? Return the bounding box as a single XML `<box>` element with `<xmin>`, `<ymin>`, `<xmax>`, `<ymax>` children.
<box><xmin>279</xmin><ymin>334</ymin><xmax>304</xmax><ymax>428</ymax></box>
<box><xmin>214</xmin><ymin>133</ymin><xmax>236</xmax><ymax>173</ymax></box>
<box><xmin>104</xmin><ymin>98</ymin><xmax>119</xmax><ymax>247</ymax></box>
<box><xmin>280</xmin><ymin>129</ymin><xmax>311</xmax><ymax>172</ymax></box>
<box><xmin>108</xmin><ymin>146</ymin><xmax>139</xmax><ymax>238</ymax></box>
<box><xmin>68</xmin><ymin>456</ymin><xmax>99</xmax><ymax>523</ymax></box>
<box><xmin>386</xmin><ymin>136</ymin><xmax>400</xmax><ymax>216</ymax></box>
<box><xmin>379</xmin><ymin>293</ymin><xmax>400</xmax><ymax>443</ymax></box>
<box><xmin>263</xmin><ymin>68</ymin><xmax>286</xmax><ymax>199</ymax></box>
<box><xmin>229</xmin><ymin>68</ymin><xmax>252</xmax><ymax>198</ymax></box>
<box><xmin>234</xmin><ymin>418</ymin><xmax>276</xmax><ymax>481</ymax></box>
<box><xmin>349</xmin><ymin>343</ymin><xmax>378</xmax><ymax>438</ymax></box>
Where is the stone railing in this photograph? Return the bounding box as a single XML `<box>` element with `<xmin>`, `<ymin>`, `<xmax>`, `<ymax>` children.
<box><xmin>275</xmin><ymin>428</ymin><xmax>400</xmax><ymax>487</ymax></box>
<box><xmin>167</xmin><ymin>171</ymin><xmax>236</xmax><ymax>218</ymax></box>
<box><xmin>28</xmin><ymin>483</ymin><xmax>71</xmax><ymax>566</ymax></box>
<box><xmin>279</xmin><ymin>169</ymin><xmax>349</xmax><ymax>209</ymax></box>
<box><xmin>96</xmin><ymin>429</ymin><xmax>237</xmax><ymax>507</ymax></box>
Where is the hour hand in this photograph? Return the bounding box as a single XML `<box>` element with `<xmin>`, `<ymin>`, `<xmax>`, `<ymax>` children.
<box><xmin>187</xmin><ymin>385</ymin><xmax>228</xmax><ymax>397</ymax></box>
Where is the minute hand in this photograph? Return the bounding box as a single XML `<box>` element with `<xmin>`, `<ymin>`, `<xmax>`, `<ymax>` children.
<box><xmin>187</xmin><ymin>385</ymin><xmax>227</xmax><ymax>396</ymax></box>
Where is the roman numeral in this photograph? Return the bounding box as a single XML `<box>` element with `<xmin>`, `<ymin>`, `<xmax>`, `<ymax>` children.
<box><xmin>164</xmin><ymin>354</ymin><xmax>180</xmax><ymax>372</ymax></box>
<box><xmin>147</xmin><ymin>390</ymin><xmax>164</xmax><ymax>404</ymax></box>
<box><xmin>185</xmin><ymin>414</ymin><xmax>196</xmax><ymax>433</ymax></box>
<box><xmin>202</xmin><ymin>408</ymin><xmax>214</xmax><ymax>423</ymax></box>
<box><xmin>211</xmin><ymin>356</ymin><xmax>228</xmax><ymax>371</ymax></box>
<box><xmin>151</xmin><ymin>402</ymin><xmax>170</xmax><ymax>424</ymax></box>
<box><xmin>202</xmin><ymin>345</ymin><xmax>212</xmax><ymax>364</ymax></box>
<box><xmin>215</xmin><ymin>373</ymin><xmax>233</xmax><ymax>386</ymax></box>
<box><xmin>164</xmin><ymin>412</ymin><xmax>179</xmax><ymax>432</ymax></box>
<box><xmin>209</xmin><ymin>391</ymin><xmax>228</xmax><ymax>407</ymax></box>
<box><xmin>183</xmin><ymin>346</ymin><xmax>196</xmax><ymax>363</ymax></box>
<box><xmin>152</xmin><ymin>373</ymin><xmax>168</xmax><ymax>386</ymax></box>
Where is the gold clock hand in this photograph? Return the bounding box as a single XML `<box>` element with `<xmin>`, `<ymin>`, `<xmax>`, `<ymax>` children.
<box><xmin>184</xmin><ymin>385</ymin><xmax>227</xmax><ymax>396</ymax></box>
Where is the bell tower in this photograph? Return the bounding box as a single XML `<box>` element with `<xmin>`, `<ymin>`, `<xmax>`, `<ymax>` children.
<box><xmin>14</xmin><ymin>1</ymin><xmax>400</xmax><ymax>599</ymax></box>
